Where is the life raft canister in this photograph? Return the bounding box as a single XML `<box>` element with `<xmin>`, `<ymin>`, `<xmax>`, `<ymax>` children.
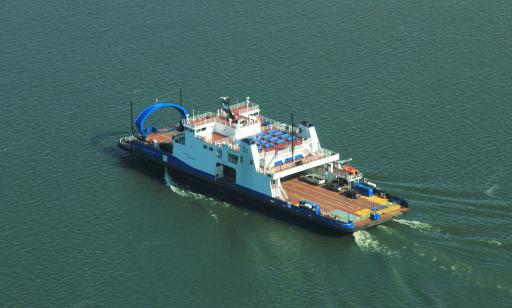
<box><xmin>342</xmin><ymin>164</ymin><xmax>359</xmax><ymax>175</ymax></box>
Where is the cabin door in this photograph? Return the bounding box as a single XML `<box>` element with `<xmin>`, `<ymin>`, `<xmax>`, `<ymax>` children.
<box><xmin>221</xmin><ymin>164</ymin><xmax>236</xmax><ymax>184</ymax></box>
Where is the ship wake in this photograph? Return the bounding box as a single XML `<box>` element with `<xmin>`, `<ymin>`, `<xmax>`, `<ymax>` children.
<box><xmin>164</xmin><ymin>167</ymin><xmax>231</xmax><ymax>209</ymax></box>
<box><xmin>353</xmin><ymin>230</ymin><xmax>398</xmax><ymax>257</ymax></box>
<box><xmin>394</xmin><ymin>219</ymin><xmax>437</xmax><ymax>233</ymax></box>
<box><xmin>164</xmin><ymin>167</ymin><xmax>205</xmax><ymax>199</ymax></box>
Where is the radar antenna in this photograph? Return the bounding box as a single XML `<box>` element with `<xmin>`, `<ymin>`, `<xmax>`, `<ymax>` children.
<box><xmin>220</xmin><ymin>96</ymin><xmax>235</xmax><ymax>120</ymax></box>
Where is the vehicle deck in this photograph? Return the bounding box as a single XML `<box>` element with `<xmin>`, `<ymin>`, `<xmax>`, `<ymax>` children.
<box><xmin>282</xmin><ymin>177</ymin><xmax>402</xmax><ymax>220</ymax></box>
<box><xmin>282</xmin><ymin>177</ymin><xmax>373</xmax><ymax>214</ymax></box>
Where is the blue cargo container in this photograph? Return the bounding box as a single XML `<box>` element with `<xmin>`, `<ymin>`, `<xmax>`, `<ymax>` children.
<box><xmin>354</xmin><ymin>183</ymin><xmax>374</xmax><ymax>197</ymax></box>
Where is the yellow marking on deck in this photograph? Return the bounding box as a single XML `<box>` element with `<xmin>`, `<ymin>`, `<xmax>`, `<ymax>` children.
<box><xmin>377</xmin><ymin>204</ymin><xmax>401</xmax><ymax>214</ymax></box>
<box><xmin>363</xmin><ymin>196</ymin><xmax>393</xmax><ymax>206</ymax></box>
<box><xmin>355</xmin><ymin>209</ymin><xmax>371</xmax><ymax>216</ymax></box>
<box><xmin>378</xmin><ymin>204</ymin><xmax>401</xmax><ymax>214</ymax></box>
<box><xmin>359</xmin><ymin>196</ymin><xmax>403</xmax><ymax>215</ymax></box>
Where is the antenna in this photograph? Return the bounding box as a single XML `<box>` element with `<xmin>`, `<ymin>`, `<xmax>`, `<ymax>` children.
<box><xmin>130</xmin><ymin>101</ymin><xmax>134</xmax><ymax>136</ymax></box>
<box><xmin>220</xmin><ymin>97</ymin><xmax>235</xmax><ymax>120</ymax></box>
<box><xmin>179</xmin><ymin>88</ymin><xmax>183</xmax><ymax>106</ymax></box>
<box><xmin>291</xmin><ymin>113</ymin><xmax>295</xmax><ymax>161</ymax></box>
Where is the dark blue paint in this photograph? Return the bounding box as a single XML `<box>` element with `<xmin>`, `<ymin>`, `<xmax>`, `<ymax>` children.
<box><xmin>127</xmin><ymin>140</ymin><xmax>357</xmax><ymax>233</ymax></box>
<box><xmin>135</xmin><ymin>102</ymin><xmax>190</xmax><ymax>137</ymax></box>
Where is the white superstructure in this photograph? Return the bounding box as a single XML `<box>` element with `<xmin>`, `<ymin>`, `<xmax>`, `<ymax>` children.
<box><xmin>161</xmin><ymin>97</ymin><xmax>341</xmax><ymax>198</ymax></box>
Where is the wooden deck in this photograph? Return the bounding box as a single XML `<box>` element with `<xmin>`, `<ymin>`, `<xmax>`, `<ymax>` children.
<box><xmin>147</xmin><ymin>131</ymin><xmax>182</xmax><ymax>143</ymax></box>
<box><xmin>282</xmin><ymin>177</ymin><xmax>376</xmax><ymax>215</ymax></box>
<box><xmin>202</xmin><ymin>132</ymin><xmax>228</xmax><ymax>144</ymax></box>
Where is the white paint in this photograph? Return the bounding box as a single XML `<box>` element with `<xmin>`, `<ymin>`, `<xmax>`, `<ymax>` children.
<box><xmin>272</xmin><ymin>153</ymin><xmax>339</xmax><ymax>180</ymax></box>
<box><xmin>170</xmin><ymin>105</ymin><xmax>347</xmax><ymax>199</ymax></box>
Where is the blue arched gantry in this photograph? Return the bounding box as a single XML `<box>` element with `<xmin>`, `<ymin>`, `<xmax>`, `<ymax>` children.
<box><xmin>135</xmin><ymin>102</ymin><xmax>189</xmax><ymax>137</ymax></box>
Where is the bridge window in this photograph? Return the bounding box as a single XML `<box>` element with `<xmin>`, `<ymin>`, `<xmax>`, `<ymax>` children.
<box><xmin>228</xmin><ymin>153</ymin><xmax>238</xmax><ymax>164</ymax></box>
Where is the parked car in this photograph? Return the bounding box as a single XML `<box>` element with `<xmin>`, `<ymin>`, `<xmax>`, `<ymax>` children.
<box><xmin>324</xmin><ymin>181</ymin><xmax>342</xmax><ymax>192</ymax></box>
<box><xmin>302</xmin><ymin>174</ymin><xmax>326</xmax><ymax>185</ymax></box>
<box><xmin>343</xmin><ymin>189</ymin><xmax>361</xmax><ymax>199</ymax></box>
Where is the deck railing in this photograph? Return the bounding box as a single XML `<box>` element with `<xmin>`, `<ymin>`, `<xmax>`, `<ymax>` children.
<box><xmin>265</xmin><ymin>147</ymin><xmax>338</xmax><ymax>174</ymax></box>
<box><xmin>333</xmin><ymin>169</ymin><xmax>363</xmax><ymax>182</ymax></box>
<box><xmin>260</xmin><ymin>116</ymin><xmax>300</xmax><ymax>135</ymax></box>
<box><xmin>186</xmin><ymin>110</ymin><xmax>259</xmax><ymax>129</ymax></box>
<box><xmin>214</xmin><ymin>136</ymin><xmax>240</xmax><ymax>152</ymax></box>
<box><xmin>230</xmin><ymin>102</ymin><xmax>259</xmax><ymax>115</ymax></box>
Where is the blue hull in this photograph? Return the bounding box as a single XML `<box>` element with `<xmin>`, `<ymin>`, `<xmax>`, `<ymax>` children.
<box><xmin>121</xmin><ymin>140</ymin><xmax>361</xmax><ymax>233</ymax></box>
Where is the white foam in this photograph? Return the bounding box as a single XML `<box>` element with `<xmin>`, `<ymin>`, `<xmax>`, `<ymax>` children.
<box><xmin>450</xmin><ymin>261</ymin><xmax>473</xmax><ymax>275</ymax></box>
<box><xmin>485</xmin><ymin>184</ymin><xmax>498</xmax><ymax>197</ymax></box>
<box><xmin>353</xmin><ymin>230</ymin><xmax>398</xmax><ymax>257</ymax></box>
<box><xmin>164</xmin><ymin>168</ymin><xmax>208</xmax><ymax>200</ymax></box>
<box><xmin>209</xmin><ymin>209</ymin><xmax>219</xmax><ymax>223</ymax></box>
<box><xmin>484</xmin><ymin>239</ymin><xmax>503</xmax><ymax>247</ymax></box>
<box><xmin>394</xmin><ymin>219</ymin><xmax>436</xmax><ymax>233</ymax></box>
<box><xmin>164</xmin><ymin>168</ymin><xmax>232</xmax><ymax>210</ymax></box>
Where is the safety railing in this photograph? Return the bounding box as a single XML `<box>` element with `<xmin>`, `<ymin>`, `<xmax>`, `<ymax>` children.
<box><xmin>214</xmin><ymin>136</ymin><xmax>240</xmax><ymax>152</ymax></box>
<box><xmin>186</xmin><ymin>110</ymin><xmax>260</xmax><ymax>129</ymax></box>
<box><xmin>266</xmin><ymin>147</ymin><xmax>338</xmax><ymax>174</ymax></box>
<box><xmin>260</xmin><ymin>116</ymin><xmax>300</xmax><ymax>135</ymax></box>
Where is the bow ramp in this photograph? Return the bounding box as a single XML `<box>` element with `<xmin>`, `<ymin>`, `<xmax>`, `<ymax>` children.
<box><xmin>135</xmin><ymin>102</ymin><xmax>189</xmax><ymax>137</ymax></box>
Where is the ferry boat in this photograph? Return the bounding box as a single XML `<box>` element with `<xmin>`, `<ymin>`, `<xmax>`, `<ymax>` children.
<box><xmin>118</xmin><ymin>97</ymin><xmax>409</xmax><ymax>233</ymax></box>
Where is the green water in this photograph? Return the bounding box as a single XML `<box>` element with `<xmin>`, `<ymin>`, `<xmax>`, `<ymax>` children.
<box><xmin>1</xmin><ymin>0</ymin><xmax>511</xmax><ymax>306</ymax></box>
